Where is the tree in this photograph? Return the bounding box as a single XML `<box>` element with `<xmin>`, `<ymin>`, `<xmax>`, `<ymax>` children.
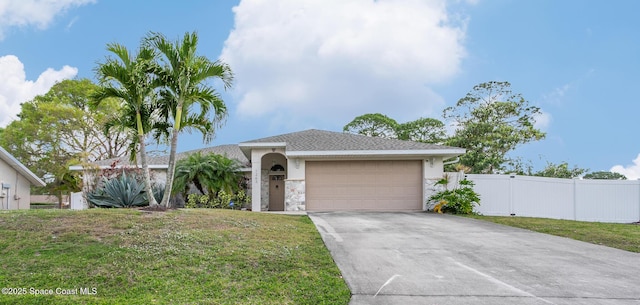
<box><xmin>93</xmin><ymin>42</ymin><xmax>161</xmax><ymax>207</ymax></box>
<box><xmin>343</xmin><ymin>113</ymin><xmax>446</xmax><ymax>144</ymax></box>
<box><xmin>173</xmin><ymin>152</ymin><xmax>243</xmax><ymax>198</ymax></box>
<box><xmin>503</xmin><ymin>157</ymin><xmax>534</xmax><ymax>176</ymax></box>
<box><xmin>0</xmin><ymin>79</ymin><xmax>129</xmax><ymax>207</ymax></box>
<box><xmin>396</xmin><ymin>117</ymin><xmax>446</xmax><ymax>144</ymax></box>
<box><xmin>173</xmin><ymin>152</ymin><xmax>217</xmax><ymax>196</ymax></box>
<box><xmin>534</xmin><ymin>161</ymin><xmax>588</xmax><ymax>179</ymax></box>
<box><xmin>148</xmin><ymin>31</ymin><xmax>233</xmax><ymax>207</ymax></box>
<box><xmin>583</xmin><ymin>171</ymin><xmax>627</xmax><ymax>180</ymax></box>
<box><xmin>206</xmin><ymin>154</ymin><xmax>244</xmax><ymax>195</ymax></box>
<box><xmin>343</xmin><ymin>113</ymin><xmax>399</xmax><ymax>138</ymax></box>
<box><xmin>443</xmin><ymin>81</ymin><xmax>546</xmax><ymax>174</ymax></box>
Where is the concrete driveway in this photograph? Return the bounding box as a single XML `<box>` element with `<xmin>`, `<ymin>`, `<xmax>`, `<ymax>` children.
<box><xmin>309</xmin><ymin>212</ymin><xmax>640</xmax><ymax>305</ymax></box>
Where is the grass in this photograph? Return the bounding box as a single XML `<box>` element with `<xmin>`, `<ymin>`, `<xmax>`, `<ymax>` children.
<box><xmin>467</xmin><ymin>215</ymin><xmax>640</xmax><ymax>253</ymax></box>
<box><xmin>0</xmin><ymin>209</ymin><xmax>350</xmax><ymax>305</ymax></box>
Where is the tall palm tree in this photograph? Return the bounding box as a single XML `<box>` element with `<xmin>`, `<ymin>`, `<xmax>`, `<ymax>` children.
<box><xmin>147</xmin><ymin>31</ymin><xmax>233</xmax><ymax>207</ymax></box>
<box><xmin>93</xmin><ymin>43</ymin><xmax>161</xmax><ymax>206</ymax></box>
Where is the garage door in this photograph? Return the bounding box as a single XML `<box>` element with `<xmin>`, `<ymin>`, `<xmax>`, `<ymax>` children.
<box><xmin>306</xmin><ymin>160</ymin><xmax>422</xmax><ymax>211</ymax></box>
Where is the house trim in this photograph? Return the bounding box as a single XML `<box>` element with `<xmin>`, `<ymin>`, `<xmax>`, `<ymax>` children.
<box><xmin>0</xmin><ymin>146</ymin><xmax>45</xmax><ymax>187</ymax></box>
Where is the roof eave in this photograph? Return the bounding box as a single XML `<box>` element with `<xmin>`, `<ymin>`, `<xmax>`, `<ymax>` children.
<box><xmin>0</xmin><ymin>147</ymin><xmax>46</xmax><ymax>187</ymax></box>
<box><xmin>238</xmin><ymin>142</ymin><xmax>287</xmax><ymax>160</ymax></box>
<box><xmin>285</xmin><ymin>149</ymin><xmax>466</xmax><ymax>159</ymax></box>
<box><xmin>69</xmin><ymin>164</ymin><xmax>170</xmax><ymax>171</ymax></box>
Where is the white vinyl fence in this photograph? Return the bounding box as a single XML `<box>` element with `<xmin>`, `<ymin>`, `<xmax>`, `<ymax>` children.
<box><xmin>70</xmin><ymin>192</ymin><xmax>85</xmax><ymax>210</ymax></box>
<box><xmin>462</xmin><ymin>174</ymin><xmax>640</xmax><ymax>223</ymax></box>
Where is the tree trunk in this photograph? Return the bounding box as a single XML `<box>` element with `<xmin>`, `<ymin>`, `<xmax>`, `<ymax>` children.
<box><xmin>139</xmin><ymin>134</ymin><xmax>157</xmax><ymax>206</ymax></box>
<box><xmin>160</xmin><ymin>101</ymin><xmax>183</xmax><ymax>208</ymax></box>
<box><xmin>137</xmin><ymin>111</ymin><xmax>158</xmax><ymax>207</ymax></box>
<box><xmin>193</xmin><ymin>179</ymin><xmax>205</xmax><ymax>195</ymax></box>
<box><xmin>160</xmin><ymin>127</ymin><xmax>179</xmax><ymax>207</ymax></box>
<box><xmin>81</xmin><ymin>169</ymin><xmax>91</xmax><ymax>210</ymax></box>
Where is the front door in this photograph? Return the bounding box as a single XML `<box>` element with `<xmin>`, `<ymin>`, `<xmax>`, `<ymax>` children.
<box><xmin>269</xmin><ymin>175</ymin><xmax>285</xmax><ymax>211</ymax></box>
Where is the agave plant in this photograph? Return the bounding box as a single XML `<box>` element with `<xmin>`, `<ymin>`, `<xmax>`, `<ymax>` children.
<box><xmin>87</xmin><ymin>172</ymin><xmax>149</xmax><ymax>208</ymax></box>
<box><xmin>152</xmin><ymin>184</ymin><xmax>165</xmax><ymax>204</ymax></box>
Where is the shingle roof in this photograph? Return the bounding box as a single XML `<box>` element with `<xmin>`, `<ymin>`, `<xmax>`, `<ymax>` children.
<box><xmin>86</xmin><ymin>129</ymin><xmax>464</xmax><ymax>169</ymax></box>
<box><xmin>241</xmin><ymin>129</ymin><xmax>463</xmax><ymax>152</ymax></box>
<box><xmin>91</xmin><ymin>144</ymin><xmax>249</xmax><ymax>168</ymax></box>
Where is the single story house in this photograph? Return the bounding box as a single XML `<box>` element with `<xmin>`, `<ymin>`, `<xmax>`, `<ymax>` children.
<box><xmin>73</xmin><ymin>129</ymin><xmax>465</xmax><ymax>212</ymax></box>
<box><xmin>0</xmin><ymin>146</ymin><xmax>46</xmax><ymax>209</ymax></box>
<box><xmin>240</xmin><ymin>129</ymin><xmax>464</xmax><ymax>211</ymax></box>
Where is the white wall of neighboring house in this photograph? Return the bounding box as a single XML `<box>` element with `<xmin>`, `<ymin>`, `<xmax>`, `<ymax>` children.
<box><xmin>0</xmin><ymin>157</ymin><xmax>34</xmax><ymax>209</ymax></box>
<box><xmin>72</xmin><ymin>167</ymin><xmax>169</xmax><ymax>210</ymax></box>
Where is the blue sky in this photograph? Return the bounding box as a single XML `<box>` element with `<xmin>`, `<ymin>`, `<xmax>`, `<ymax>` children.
<box><xmin>1</xmin><ymin>0</ymin><xmax>640</xmax><ymax>178</ymax></box>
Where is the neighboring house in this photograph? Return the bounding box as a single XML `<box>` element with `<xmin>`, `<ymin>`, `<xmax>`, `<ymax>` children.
<box><xmin>0</xmin><ymin>146</ymin><xmax>46</xmax><ymax>209</ymax></box>
<box><xmin>73</xmin><ymin>129</ymin><xmax>465</xmax><ymax>212</ymax></box>
<box><xmin>69</xmin><ymin>144</ymin><xmax>251</xmax><ymax>209</ymax></box>
<box><xmin>76</xmin><ymin>144</ymin><xmax>250</xmax><ymax>187</ymax></box>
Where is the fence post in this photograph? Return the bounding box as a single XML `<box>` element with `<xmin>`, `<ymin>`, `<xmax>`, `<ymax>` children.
<box><xmin>573</xmin><ymin>178</ymin><xmax>577</xmax><ymax>221</ymax></box>
<box><xmin>509</xmin><ymin>174</ymin><xmax>515</xmax><ymax>216</ymax></box>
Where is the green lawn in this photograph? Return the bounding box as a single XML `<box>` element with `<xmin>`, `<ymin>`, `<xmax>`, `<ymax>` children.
<box><xmin>0</xmin><ymin>209</ymin><xmax>350</xmax><ymax>305</ymax></box>
<box><xmin>467</xmin><ymin>215</ymin><xmax>640</xmax><ymax>253</ymax></box>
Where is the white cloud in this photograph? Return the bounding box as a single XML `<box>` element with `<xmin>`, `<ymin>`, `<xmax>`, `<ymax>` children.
<box><xmin>0</xmin><ymin>55</ymin><xmax>77</xmax><ymax>127</ymax></box>
<box><xmin>65</xmin><ymin>16</ymin><xmax>78</xmax><ymax>31</ymax></box>
<box><xmin>611</xmin><ymin>154</ymin><xmax>640</xmax><ymax>180</ymax></box>
<box><xmin>541</xmin><ymin>83</ymin><xmax>570</xmax><ymax>105</ymax></box>
<box><xmin>221</xmin><ymin>0</ymin><xmax>468</xmax><ymax>129</ymax></box>
<box><xmin>533</xmin><ymin>110</ymin><xmax>551</xmax><ymax>130</ymax></box>
<box><xmin>542</xmin><ymin>69</ymin><xmax>596</xmax><ymax>106</ymax></box>
<box><xmin>0</xmin><ymin>0</ymin><xmax>95</xmax><ymax>40</ymax></box>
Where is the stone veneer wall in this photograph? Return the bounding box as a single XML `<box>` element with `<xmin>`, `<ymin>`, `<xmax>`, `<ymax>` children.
<box><xmin>260</xmin><ymin>170</ymin><xmax>269</xmax><ymax>210</ymax></box>
<box><xmin>284</xmin><ymin>179</ymin><xmax>305</xmax><ymax>211</ymax></box>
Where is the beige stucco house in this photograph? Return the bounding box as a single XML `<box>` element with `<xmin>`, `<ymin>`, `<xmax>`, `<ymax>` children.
<box><xmin>0</xmin><ymin>146</ymin><xmax>46</xmax><ymax>209</ymax></box>
<box><xmin>74</xmin><ymin>129</ymin><xmax>464</xmax><ymax>211</ymax></box>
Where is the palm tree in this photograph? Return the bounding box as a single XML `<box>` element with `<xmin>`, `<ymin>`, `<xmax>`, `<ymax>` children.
<box><xmin>173</xmin><ymin>152</ymin><xmax>243</xmax><ymax>199</ymax></box>
<box><xmin>93</xmin><ymin>43</ymin><xmax>161</xmax><ymax>206</ymax></box>
<box><xmin>173</xmin><ymin>152</ymin><xmax>217</xmax><ymax>196</ymax></box>
<box><xmin>147</xmin><ymin>31</ymin><xmax>233</xmax><ymax>207</ymax></box>
<box><xmin>207</xmin><ymin>154</ymin><xmax>243</xmax><ymax>195</ymax></box>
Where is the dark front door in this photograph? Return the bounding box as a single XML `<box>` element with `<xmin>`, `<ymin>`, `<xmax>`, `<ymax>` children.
<box><xmin>269</xmin><ymin>175</ymin><xmax>285</xmax><ymax>211</ymax></box>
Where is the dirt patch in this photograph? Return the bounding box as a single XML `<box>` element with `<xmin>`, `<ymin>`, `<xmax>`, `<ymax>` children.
<box><xmin>138</xmin><ymin>205</ymin><xmax>172</xmax><ymax>212</ymax></box>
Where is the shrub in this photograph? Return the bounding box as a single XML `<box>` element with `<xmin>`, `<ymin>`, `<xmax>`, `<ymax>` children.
<box><xmin>87</xmin><ymin>172</ymin><xmax>149</xmax><ymax>208</ymax></box>
<box><xmin>184</xmin><ymin>190</ymin><xmax>251</xmax><ymax>210</ymax></box>
<box><xmin>428</xmin><ymin>178</ymin><xmax>480</xmax><ymax>214</ymax></box>
<box><xmin>185</xmin><ymin>194</ymin><xmax>199</xmax><ymax>208</ymax></box>
<box><xmin>234</xmin><ymin>190</ymin><xmax>251</xmax><ymax>209</ymax></box>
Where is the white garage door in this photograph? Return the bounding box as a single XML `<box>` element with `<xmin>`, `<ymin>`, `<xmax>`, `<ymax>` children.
<box><xmin>306</xmin><ymin>160</ymin><xmax>423</xmax><ymax>211</ymax></box>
